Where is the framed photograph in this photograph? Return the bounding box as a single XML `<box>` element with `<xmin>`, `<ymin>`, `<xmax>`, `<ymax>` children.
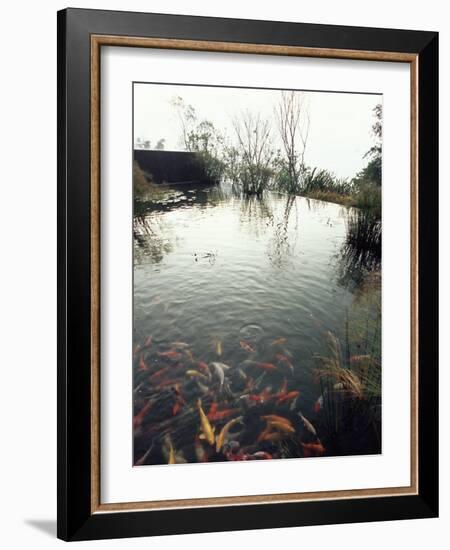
<box><xmin>57</xmin><ymin>8</ymin><xmax>438</xmax><ymax>541</ymax></box>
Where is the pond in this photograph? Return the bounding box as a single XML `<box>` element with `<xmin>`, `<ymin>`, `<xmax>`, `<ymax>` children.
<box><xmin>133</xmin><ymin>184</ymin><xmax>381</xmax><ymax>466</ymax></box>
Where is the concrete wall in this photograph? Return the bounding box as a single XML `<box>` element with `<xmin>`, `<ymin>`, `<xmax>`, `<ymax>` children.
<box><xmin>134</xmin><ymin>149</ymin><xmax>213</xmax><ymax>185</ymax></box>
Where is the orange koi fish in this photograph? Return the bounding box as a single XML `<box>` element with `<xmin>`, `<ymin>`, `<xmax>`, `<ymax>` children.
<box><xmin>133</xmin><ymin>401</ymin><xmax>152</xmax><ymax>430</ymax></box>
<box><xmin>149</xmin><ymin>365</ymin><xmax>170</xmax><ymax>380</ymax></box>
<box><xmin>277</xmin><ymin>390</ymin><xmax>300</xmax><ymax>404</ymax></box>
<box><xmin>255</xmin><ymin>362</ymin><xmax>277</xmax><ymax>371</ymax></box>
<box><xmin>257</xmin><ymin>428</ymin><xmax>284</xmax><ymax>443</ymax></box>
<box><xmin>301</xmin><ymin>442</ymin><xmax>325</xmax><ymax>457</ymax></box>
<box><xmin>209</xmin><ymin>408</ymin><xmax>240</xmax><ymax>421</ymax></box>
<box><xmin>240</xmin><ymin>340</ymin><xmax>256</xmax><ymax>353</ymax></box>
<box><xmin>271</xmin><ymin>337</ymin><xmax>287</xmax><ymax>346</ymax></box>
<box><xmin>262</xmin><ymin>414</ymin><xmax>293</xmax><ymax>427</ymax></box>
<box><xmin>138</xmin><ymin>354</ymin><xmax>149</xmax><ymax>371</ymax></box>
<box><xmin>143</xmin><ymin>335</ymin><xmax>153</xmax><ymax>349</ymax></box>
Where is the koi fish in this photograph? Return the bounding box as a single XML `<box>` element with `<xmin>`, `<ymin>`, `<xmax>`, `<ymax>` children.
<box><xmin>298</xmin><ymin>413</ymin><xmax>318</xmax><ymax>437</ymax></box>
<box><xmin>143</xmin><ymin>335</ymin><xmax>153</xmax><ymax>349</ymax></box>
<box><xmin>186</xmin><ymin>369</ymin><xmax>209</xmax><ymax>381</ymax></box>
<box><xmin>252</xmin><ymin>451</ymin><xmax>273</xmax><ymax>460</ymax></box>
<box><xmin>209</xmin><ymin>402</ymin><xmax>219</xmax><ymax>416</ymax></box>
<box><xmin>271</xmin><ymin>337</ymin><xmax>287</xmax><ymax>346</ymax></box>
<box><xmin>172</xmin><ymin>401</ymin><xmax>182</xmax><ymax>416</ymax></box>
<box><xmin>211</xmin><ymin>362</ymin><xmax>230</xmax><ymax>389</ymax></box>
<box><xmin>267</xmin><ymin>420</ymin><xmax>295</xmax><ymax>434</ymax></box>
<box><xmin>255</xmin><ymin>362</ymin><xmax>277</xmax><ymax>371</ymax></box>
<box><xmin>215</xmin><ymin>341</ymin><xmax>222</xmax><ymax>356</ymax></box>
<box><xmin>240</xmin><ymin>340</ymin><xmax>256</xmax><ymax>353</ymax></box>
<box><xmin>246</xmin><ymin>393</ymin><xmax>264</xmax><ymax>403</ymax></box>
<box><xmin>197</xmin><ymin>399</ymin><xmax>215</xmax><ymax>445</ymax></box>
<box><xmin>216</xmin><ymin>416</ymin><xmax>243</xmax><ymax>452</ymax></box>
<box><xmin>257</xmin><ymin>428</ymin><xmax>285</xmax><ymax>443</ymax></box>
<box><xmin>138</xmin><ymin>354</ymin><xmax>149</xmax><ymax>371</ymax></box>
<box><xmin>170</xmin><ymin>341</ymin><xmax>190</xmax><ymax>350</ymax></box>
<box><xmin>314</xmin><ymin>395</ymin><xmax>323</xmax><ymax>413</ymax></box>
<box><xmin>277</xmin><ymin>390</ymin><xmax>300</xmax><ymax>404</ymax></box>
<box><xmin>149</xmin><ymin>365</ymin><xmax>170</xmax><ymax>381</ymax></box>
<box><xmin>301</xmin><ymin>442</ymin><xmax>325</xmax><ymax>457</ymax></box>
<box><xmin>133</xmin><ymin>400</ymin><xmax>152</xmax><ymax>430</ymax></box>
<box><xmin>262</xmin><ymin>414</ymin><xmax>293</xmax><ymax>427</ymax></box>
<box><xmin>184</xmin><ymin>349</ymin><xmax>194</xmax><ymax>362</ymax></box>
<box><xmin>168</xmin><ymin>439</ymin><xmax>176</xmax><ymax>464</ymax></box>
<box><xmin>197</xmin><ymin>361</ymin><xmax>211</xmax><ymax>379</ymax></box>
<box><xmin>157</xmin><ymin>350</ymin><xmax>182</xmax><ymax>360</ymax></box>
<box><xmin>209</xmin><ymin>408</ymin><xmax>240</xmax><ymax>421</ymax></box>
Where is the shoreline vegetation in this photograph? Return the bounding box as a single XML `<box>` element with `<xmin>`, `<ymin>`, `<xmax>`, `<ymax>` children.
<box><xmin>134</xmin><ymin>93</ymin><xmax>382</xmax><ymax>219</ymax></box>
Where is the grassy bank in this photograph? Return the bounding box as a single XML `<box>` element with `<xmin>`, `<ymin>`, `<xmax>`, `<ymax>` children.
<box><xmin>301</xmin><ymin>184</ymin><xmax>381</xmax><ymax>218</ymax></box>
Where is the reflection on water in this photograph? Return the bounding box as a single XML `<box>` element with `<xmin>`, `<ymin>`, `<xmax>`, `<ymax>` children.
<box><xmin>133</xmin><ymin>184</ymin><xmax>381</xmax><ymax>465</ymax></box>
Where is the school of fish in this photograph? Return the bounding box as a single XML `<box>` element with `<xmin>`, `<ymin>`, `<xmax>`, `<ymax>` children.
<box><xmin>133</xmin><ymin>336</ymin><xmax>326</xmax><ymax>465</ymax></box>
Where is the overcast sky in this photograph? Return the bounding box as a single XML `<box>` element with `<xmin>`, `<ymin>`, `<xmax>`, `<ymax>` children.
<box><xmin>134</xmin><ymin>83</ymin><xmax>381</xmax><ymax>180</ymax></box>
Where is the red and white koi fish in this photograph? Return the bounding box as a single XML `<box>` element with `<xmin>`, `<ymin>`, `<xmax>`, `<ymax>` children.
<box><xmin>240</xmin><ymin>340</ymin><xmax>256</xmax><ymax>353</ymax></box>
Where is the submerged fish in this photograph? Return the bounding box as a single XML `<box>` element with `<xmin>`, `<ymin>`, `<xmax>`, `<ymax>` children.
<box><xmin>251</xmin><ymin>451</ymin><xmax>273</xmax><ymax>460</ymax></box>
<box><xmin>197</xmin><ymin>361</ymin><xmax>211</xmax><ymax>379</ymax></box>
<box><xmin>211</xmin><ymin>362</ymin><xmax>231</xmax><ymax>389</ymax></box>
<box><xmin>257</xmin><ymin>428</ymin><xmax>285</xmax><ymax>443</ymax></box>
<box><xmin>267</xmin><ymin>420</ymin><xmax>295</xmax><ymax>434</ymax></box>
<box><xmin>186</xmin><ymin>369</ymin><xmax>209</xmax><ymax>381</ymax></box>
<box><xmin>197</xmin><ymin>399</ymin><xmax>215</xmax><ymax>445</ymax></box>
<box><xmin>216</xmin><ymin>416</ymin><xmax>243</xmax><ymax>452</ymax></box>
<box><xmin>143</xmin><ymin>335</ymin><xmax>153</xmax><ymax>349</ymax></box>
<box><xmin>298</xmin><ymin>413</ymin><xmax>318</xmax><ymax>438</ymax></box>
<box><xmin>133</xmin><ymin>400</ymin><xmax>152</xmax><ymax>430</ymax></box>
<box><xmin>240</xmin><ymin>340</ymin><xmax>256</xmax><ymax>353</ymax></box>
<box><xmin>301</xmin><ymin>442</ymin><xmax>325</xmax><ymax>457</ymax></box>
<box><xmin>170</xmin><ymin>341</ymin><xmax>191</xmax><ymax>350</ymax></box>
<box><xmin>277</xmin><ymin>390</ymin><xmax>300</xmax><ymax>404</ymax></box>
<box><xmin>255</xmin><ymin>362</ymin><xmax>277</xmax><ymax>371</ymax></box>
<box><xmin>271</xmin><ymin>337</ymin><xmax>287</xmax><ymax>346</ymax></box>
<box><xmin>215</xmin><ymin>341</ymin><xmax>222</xmax><ymax>356</ymax></box>
<box><xmin>168</xmin><ymin>439</ymin><xmax>176</xmax><ymax>464</ymax></box>
<box><xmin>138</xmin><ymin>354</ymin><xmax>149</xmax><ymax>371</ymax></box>
<box><xmin>209</xmin><ymin>407</ymin><xmax>240</xmax><ymax>421</ymax></box>
<box><xmin>314</xmin><ymin>395</ymin><xmax>324</xmax><ymax>413</ymax></box>
<box><xmin>262</xmin><ymin>414</ymin><xmax>293</xmax><ymax>427</ymax></box>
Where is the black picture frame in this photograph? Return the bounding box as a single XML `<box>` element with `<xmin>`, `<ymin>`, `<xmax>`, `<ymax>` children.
<box><xmin>57</xmin><ymin>7</ymin><xmax>438</xmax><ymax>541</ymax></box>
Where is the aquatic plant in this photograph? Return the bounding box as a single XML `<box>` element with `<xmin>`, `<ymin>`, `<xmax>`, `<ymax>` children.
<box><xmin>337</xmin><ymin>209</ymin><xmax>381</xmax><ymax>289</ymax></box>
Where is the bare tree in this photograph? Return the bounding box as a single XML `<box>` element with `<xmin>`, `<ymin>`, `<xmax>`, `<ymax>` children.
<box><xmin>231</xmin><ymin>111</ymin><xmax>275</xmax><ymax>195</ymax></box>
<box><xmin>275</xmin><ymin>91</ymin><xmax>310</xmax><ymax>192</ymax></box>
